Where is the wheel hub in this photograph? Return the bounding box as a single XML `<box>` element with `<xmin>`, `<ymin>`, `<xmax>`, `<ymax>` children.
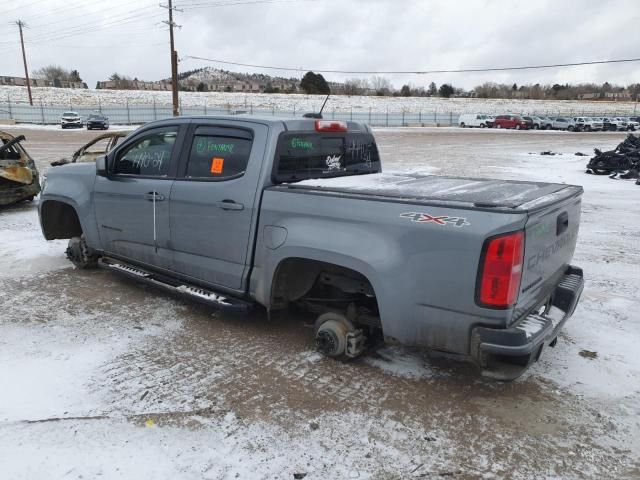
<box><xmin>316</xmin><ymin>329</ymin><xmax>340</xmax><ymax>356</ymax></box>
<box><xmin>66</xmin><ymin>241</ymin><xmax>83</xmax><ymax>263</ymax></box>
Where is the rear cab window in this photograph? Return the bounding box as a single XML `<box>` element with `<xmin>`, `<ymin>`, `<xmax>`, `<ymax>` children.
<box><xmin>274</xmin><ymin>130</ymin><xmax>381</xmax><ymax>183</ymax></box>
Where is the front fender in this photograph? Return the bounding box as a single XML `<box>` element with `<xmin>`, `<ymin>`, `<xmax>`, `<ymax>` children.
<box><xmin>39</xmin><ymin>164</ymin><xmax>100</xmax><ymax>249</ymax></box>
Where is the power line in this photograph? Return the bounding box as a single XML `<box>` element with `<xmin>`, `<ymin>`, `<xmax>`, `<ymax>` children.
<box><xmin>18</xmin><ymin>0</ymin><xmax>102</xmax><ymax>25</ymax></box>
<box><xmin>25</xmin><ymin>0</ymin><xmax>149</xmax><ymax>28</ymax></box>
<box><xmin>184</xmin><ymin>55</ymin><xmax>640</xmax><ymax>75</ymax></box>
<box><xmin>0</xmin><ymin>0</ymin><xmax>48</xmax><ymax>16</ymax></box>
<box><xmin>176</xmin><ymin>0</ymin><xmax>318</xmax><ymax>9</ymax></box>
<box><xmin>22</xmin><ymin>7</ymin><xmax>161</xmax><ymax>44</ymax></box>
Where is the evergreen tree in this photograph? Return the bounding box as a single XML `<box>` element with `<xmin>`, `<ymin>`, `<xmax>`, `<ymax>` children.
<box><xmin>438</xmin><ymin>83</ymin><xmax>455</xmax><ymax>98</ymax></box>
<box><xmin>300</xmin><ymin>71</ymin><xmax>330</xmax><ymax>94</ymax></box>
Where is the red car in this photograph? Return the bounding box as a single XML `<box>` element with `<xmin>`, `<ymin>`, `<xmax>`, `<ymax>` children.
<box><xmin>493</xmin><ymin>115</ymin><xmax>528</xmax><ymax>130</ymax></box>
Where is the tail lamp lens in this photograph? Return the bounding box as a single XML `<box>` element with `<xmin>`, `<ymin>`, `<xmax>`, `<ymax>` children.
<box><xmin>478</xmin><ymin>231</ymin><xmax>524</xmax><ymax>308</ymax></box>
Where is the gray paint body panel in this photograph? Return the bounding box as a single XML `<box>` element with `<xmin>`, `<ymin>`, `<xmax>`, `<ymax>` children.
<box><xmin>252</xmin><ymin>188</ymin><xmax>527</xmax><ymax>352</ymax></box>
<box><xmin>39</xmin><ymin>116</ymin><xmax>583</xmax><ymax>357</ymax></box>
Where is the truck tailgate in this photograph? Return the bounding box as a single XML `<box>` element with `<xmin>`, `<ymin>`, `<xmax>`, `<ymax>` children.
<box><xmin>513</xmin><ymin>189</ymin><xmax>583</xmax><ymax>322</ymax></box>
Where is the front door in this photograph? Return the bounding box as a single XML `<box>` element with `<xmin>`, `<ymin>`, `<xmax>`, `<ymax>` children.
<box><xmin>94</xmin><ymin>126</ymin><xmax>180</xmax><ymax>270</ymax></box>
<box><xmin>170</xmin><ymin>123</ymin><xmax>268</xmax><ymax>291</ymax></box>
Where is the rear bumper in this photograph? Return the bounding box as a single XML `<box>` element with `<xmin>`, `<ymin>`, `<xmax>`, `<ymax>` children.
<box><xmin>471</xmin><ymin>265</ymin><xmax>584</xmax><ymax>380</ymax></box>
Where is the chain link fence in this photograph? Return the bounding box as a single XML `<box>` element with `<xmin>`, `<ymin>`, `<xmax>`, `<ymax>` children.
<box><xmin>0</xmin><ymin>98</ymin><xmax>636</xmax><ymax>127</ymax></box>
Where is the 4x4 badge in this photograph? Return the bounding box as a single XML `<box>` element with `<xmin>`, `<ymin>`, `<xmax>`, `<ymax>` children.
<box><xmin>400</xmin><ymin>212</ymin><xmax>470</xmax><ymax>227</ymax></box>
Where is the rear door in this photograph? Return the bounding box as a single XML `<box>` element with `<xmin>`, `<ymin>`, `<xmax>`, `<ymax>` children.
<box><xmin>169</xmin><ymin>122</ymin><xmax>269</xmax><ymax>291</ymax></box>
<box><xmin>94</xmin><ymin>125</ymin><xmax>182</xmax><ymax>269</ymax></box>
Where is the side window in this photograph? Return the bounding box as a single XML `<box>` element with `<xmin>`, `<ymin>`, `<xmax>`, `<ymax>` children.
<box><xmin>186</xmin><ymin>134</ymin><xmax>252</xmax><ymax>179</ymax></box>
<box><xmin>112</xmin><ymin>129</ymin><xmax>177</xmax><ymax>176</ymax></box>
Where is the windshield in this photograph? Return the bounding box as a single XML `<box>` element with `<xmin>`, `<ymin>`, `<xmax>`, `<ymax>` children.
<box><xmin>274</xmin><ymin>131</ymin><xmax>380</xmax><ymax>183</ymax></box>
<box><xmin>62</xmin><ymin>112</ymin><xmax>78</xmax><ymax>117</ymax></box>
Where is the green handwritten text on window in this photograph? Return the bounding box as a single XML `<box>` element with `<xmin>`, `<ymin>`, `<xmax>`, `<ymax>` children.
<box><xmin>196</xmin><ymin>139</ymin><xmax>235</xmax><ymax>154</ymax></box>
<box><xmin>289</xmin><ymin>137</ymin><xmax>314</xmax><ymax>150</ymax></box>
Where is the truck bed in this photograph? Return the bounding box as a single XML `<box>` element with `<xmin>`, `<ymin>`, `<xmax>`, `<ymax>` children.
<box><xmin>277</xmin><ymin>173</ymin><xmax>583</xmax><ymax>212</ymax></box>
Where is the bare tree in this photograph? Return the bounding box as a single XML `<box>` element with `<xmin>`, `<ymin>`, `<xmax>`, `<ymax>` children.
<box><xmin>32</xmin><ymin>65</ymin><xmax>81</xmax><ymax>82</ymax></box>
<box><xmin>342</xmin><ymin>78</ymin><xmax>371</xmax><ymax>96</ymax></box>
<box><xmin>370</xmin><ymin>75</ymin><xmax>392</xmax><ymax>96</ymax></box>
<box><xmin>344</xmin><ymin>79</ymin><xmax>363</xmax><ymax>96</ymax></box>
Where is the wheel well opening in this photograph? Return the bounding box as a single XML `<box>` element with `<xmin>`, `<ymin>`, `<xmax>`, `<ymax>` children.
<box><xmin>271</xmin><ymin>258</ymin><xmax>381</xmax><ymax>328</ymax></box>
<box><xmin>41</xmin><ymin>200</ymin><xmax>82</xmax><ymax>240</ymax></box>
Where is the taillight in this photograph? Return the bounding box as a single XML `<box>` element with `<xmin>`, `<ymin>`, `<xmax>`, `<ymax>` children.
<box><xmin>477</xmin><ymin>231</ymin><xmax>524</xmax><ymax>308</ymax></box>
<box><xmin>315</xmin><ymin>120</ymin><xmax>347</xmax><ymax>132</ymax></box>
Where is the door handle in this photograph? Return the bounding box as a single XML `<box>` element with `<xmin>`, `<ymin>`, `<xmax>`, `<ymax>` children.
<box><xmin>215</xmin><ymin>199</ymin><xmax>244</xmax><ymax>211</ymax></box>
<box><xmin>145</xmin><ymin>192</ymin><xmax>165</xmax><ymax>201</ymax></box>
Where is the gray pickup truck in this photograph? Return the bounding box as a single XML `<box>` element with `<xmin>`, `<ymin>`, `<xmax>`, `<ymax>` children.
<box><xmin>39</xmin><ymin>116</ymin><xmax>584</xmax><ymax>380</ymax></box>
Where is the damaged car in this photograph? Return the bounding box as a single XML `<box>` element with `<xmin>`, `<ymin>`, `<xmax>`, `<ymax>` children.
<box><xmin>51</xmin><ymin>131</ymin><xmax>127</xmax><ymax>167</ymax></box>
<box><xmin>0</xmin><ymin>131</ymin><xmax>41</xmax><ymax>206</ymax></box>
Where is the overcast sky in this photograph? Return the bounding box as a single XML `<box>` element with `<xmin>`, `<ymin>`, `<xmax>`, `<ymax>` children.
<box><xmin>1</xmin><ymin>0</ymin><xmax>639</xmax><ymax>90</ymax></box>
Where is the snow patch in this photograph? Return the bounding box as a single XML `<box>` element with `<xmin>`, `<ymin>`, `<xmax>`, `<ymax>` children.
<box><xmin>364</xmin><ymin>346</ymin><xmax>443</xmax><ymax>380</ymax></box>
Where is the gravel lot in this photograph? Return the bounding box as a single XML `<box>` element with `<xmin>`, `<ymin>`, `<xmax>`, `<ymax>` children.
<box><xmin>1</xmin><ymin>126</ymin><xmax>638</xmax><ymax>479</ymax></box>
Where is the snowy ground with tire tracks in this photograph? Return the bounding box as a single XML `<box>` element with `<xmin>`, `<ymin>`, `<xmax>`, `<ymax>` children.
<box><xmin>0</xmin><ymin>127</ymin><xmax>638</xmax><ymax>479</ymax></box>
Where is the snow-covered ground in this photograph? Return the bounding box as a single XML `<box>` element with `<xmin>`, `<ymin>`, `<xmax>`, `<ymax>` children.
<box><xmin>0</xmin><ymin>128</ymin><xmax>638</xmax><ymax>479</ymax></box>
<box><xmin>2</xmin><ymin>85</ymin><xmax>639</xmax><ymax>115</ymax></box>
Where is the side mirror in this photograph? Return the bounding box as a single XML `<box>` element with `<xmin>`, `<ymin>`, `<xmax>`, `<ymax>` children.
<box><xmin>96</xmin><ymin>155</ymin><xmax>108</xmax><ymax>177</ymax></box>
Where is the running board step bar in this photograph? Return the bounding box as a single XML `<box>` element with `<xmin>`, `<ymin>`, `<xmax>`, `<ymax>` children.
<box><xmin>98</xmin><ymin>257</ymin><xmax>251</xmax><ymax>312</ymax></box>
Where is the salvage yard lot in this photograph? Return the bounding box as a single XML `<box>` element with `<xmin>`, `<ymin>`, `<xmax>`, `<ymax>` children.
<box><xmin>1</xmin><ymin>127</ymin><xmax>639</xmax><ymax>479</ymax></box>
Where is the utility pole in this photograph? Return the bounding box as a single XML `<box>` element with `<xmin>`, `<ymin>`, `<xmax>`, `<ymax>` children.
<box><xmin>161</xmin><ymin>1</ymin><xmax>181</xmax><ymax>117</ymax></box>
<box><xmin>16</xmin><ymin>20</ymin><xmax>33</xmax><ymax>106</ymax></box>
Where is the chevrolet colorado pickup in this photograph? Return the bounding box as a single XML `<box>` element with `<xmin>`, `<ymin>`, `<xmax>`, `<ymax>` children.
<box><xmin>39</xmin><ymin>116</ymin><xmax>584</xmax><ymax>380</ymax></box>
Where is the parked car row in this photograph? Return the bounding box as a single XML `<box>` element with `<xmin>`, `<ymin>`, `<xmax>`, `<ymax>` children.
<box><xmin>60</xmin><ymin>111</ymin><xmax>110</xmax><ymax>130</ymax></box>
<box><xmin>458</xmin><ymin>113</ymin><xmax>640</xmax><ymax>131</ymax></box>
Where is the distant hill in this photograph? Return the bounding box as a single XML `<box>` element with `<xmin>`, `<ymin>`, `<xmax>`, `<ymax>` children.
<box><xmin>174</xmin><ymin>67</ymin><xmax>303</xmax><ymax>93</ymax></box>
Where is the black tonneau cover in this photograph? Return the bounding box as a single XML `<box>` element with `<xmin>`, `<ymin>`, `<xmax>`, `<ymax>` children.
<box><xmin>280</xmin><ymin>173</ymin><xmax>583</xmax><ymax>212</ymax></box>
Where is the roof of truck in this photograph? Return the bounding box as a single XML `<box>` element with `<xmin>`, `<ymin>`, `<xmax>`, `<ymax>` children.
<box><xmin>139</xmin><ymin>115</ymin><xmax>371</xmax><ymax>132</ymax></box>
